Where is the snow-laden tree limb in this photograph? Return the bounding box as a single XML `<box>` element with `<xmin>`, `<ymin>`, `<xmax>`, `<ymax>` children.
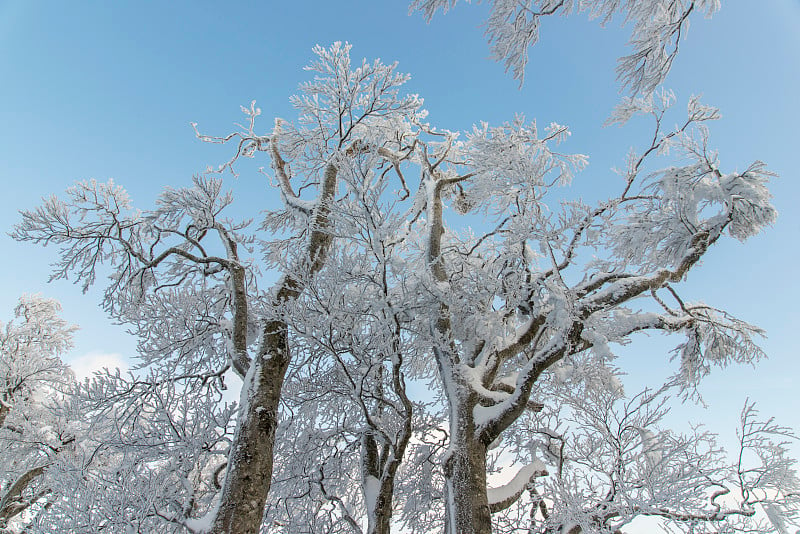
<box><xmin>410</xmin><ymin>0</ymin><xmax>720</xmax><ymax>94</ymax></box>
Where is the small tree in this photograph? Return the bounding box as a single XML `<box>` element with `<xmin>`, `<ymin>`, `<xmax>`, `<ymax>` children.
<box><xmin>0</xmin><ymin>295</ymin><xmax>76</xmax><ymax>530</ymax></box>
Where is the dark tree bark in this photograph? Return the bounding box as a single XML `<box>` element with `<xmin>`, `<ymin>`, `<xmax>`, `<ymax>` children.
<box><xmin>211</xmin><ymin>163</ymin><xmax>338</xmax><ymax>533</ymax></box>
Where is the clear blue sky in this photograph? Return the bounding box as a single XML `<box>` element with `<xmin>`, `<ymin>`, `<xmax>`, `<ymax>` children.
<box><xmin>1</xmin><ymin>1</ymin><xmax>798</xmax><ymax>454</ymax></box>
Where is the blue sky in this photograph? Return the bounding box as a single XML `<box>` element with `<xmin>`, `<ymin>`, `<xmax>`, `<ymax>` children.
<box><xmin>1</xmin><ymin>0</ymin><xmax>798</xmax><ymax>457</ymax></box>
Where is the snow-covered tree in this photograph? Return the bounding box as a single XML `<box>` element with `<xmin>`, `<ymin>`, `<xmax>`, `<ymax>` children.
<box><xmin>14</xmin><ymin>42</ymin><xmax>424</xmax><ymax>534</ymax></box>
<box><xmin>261</xmin><ymin>194</ymin><xmax>434</xmax><ymax>534</ymax></box>
<box><xmin>0</xmin><ymin>295</ymin><xmax>76</xmax><ymax>531</ymax></box>
<box><xmin>490</xmin><ymin>375</ymin><xmax>800</xmax><ymax>533</ymax></box>
<box><xmin>12</xmin><ymin>14</ymin><xmax>798</xmax><ymax>534</ymax></box>
<box><xmin>21</xmin><ymin>366</ymin><xmax>235</xmax><ymax>533</ymax></box>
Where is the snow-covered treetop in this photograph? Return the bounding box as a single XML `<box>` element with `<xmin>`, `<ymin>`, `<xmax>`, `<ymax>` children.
<box><xmin>1</xmin><ymin>295</ymin><xmax>76</xmax><ymax>418</ymax></box>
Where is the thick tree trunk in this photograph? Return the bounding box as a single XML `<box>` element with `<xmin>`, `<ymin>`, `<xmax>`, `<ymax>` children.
<box><xmin>444</xmin><ymin>438</ymin><xmax>491</xmax><ymax>534</ymax></box>
<box><xmin>210</xmin><ymin>320</ymin><xmax>290</xmax><ymax>534</ymax></box>
<box><xmin>210</xmin><ymin>162</ymin><xmax>338</xmax><ymax>533</ymax></box>
<box><xmin>442</xmin><ymin>397</ymin><xmax>492</xmax><ymax>534</ymax></box>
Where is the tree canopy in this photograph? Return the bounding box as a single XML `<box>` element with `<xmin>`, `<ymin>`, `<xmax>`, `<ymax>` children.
<box><xmin>6</xmin><ymin>2</ymin><xmax>799</xmax><ymax>533</ymax></box>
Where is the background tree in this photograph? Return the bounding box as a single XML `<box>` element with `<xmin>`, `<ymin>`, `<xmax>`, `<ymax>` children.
<box><xmin>0</xmin><ymin>295</ymin><xmax>76</xmax><ymax>531</ymax></box>
<box><xmin>489</xmin><ymin>368</ymin><xmax>800</xmax><ymax>533</ymax></box>
<box><xmin>24</xmin><ymin>367</ymin><xmax>235</xmax><ymax>533</ymax></box>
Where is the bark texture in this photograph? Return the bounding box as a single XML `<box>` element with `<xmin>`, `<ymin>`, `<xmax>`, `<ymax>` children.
<box><xmin>210</xmin><ymin>320</ymin><xmax>290</xmax><ymax>533</ymax></box>
<box><xmin>443</xmin><ymin>416</ymin><xmax>491</xmax><ymax>534</ymax></box>
<box><xmin>0</xmin><ymin>464</ymin><xmax>46</xmax><ymax>528</ymax></box>
<box><xmin>210</xmin><ymin>163</ymin><xmax>338</xmax><ymax>533</ymax></box>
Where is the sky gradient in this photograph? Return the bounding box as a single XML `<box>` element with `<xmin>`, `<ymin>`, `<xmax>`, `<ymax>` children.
<box><xmin>1</xmin><ymin>0</ymin><xmax>798</xmax><ymax>462</ymax></box>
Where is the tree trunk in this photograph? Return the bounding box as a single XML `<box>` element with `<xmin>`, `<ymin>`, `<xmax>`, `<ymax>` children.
<box><xmin>366</xmin><ymin>475</ymin><xmax>395</xmax><ymax>534</ymax></box>
<box><xmin>210</xmin><ymin>161</ymin><xmax>338</xmax><ymax>533</ymax></box>
<box><xmin>210</xmin><ymin>320</ymin><xmax>290</xmax><ymax>534</ymax></box>
<box><xmin>443</xmin><ymin>399</ymin><xmax>492</xmax><ymax>534</ymax></box>
<box><xmin>0</xmin><ymin>464</ymin><xmax>47</xmax><ymax>528</ymax></box>
<box><xmin>363</xmin><ymin>339</ymin><xmax>412</xmax><ymax>534</ymax></box>
<box><xmin>362</xmin><ymin>431</ymin><xmax>401</xmax><ymax>534</ymax></box>
<box><xmin>444</xmin><ymin>440</ymin><xmax>491</xmax><ymax>534</ymax></box>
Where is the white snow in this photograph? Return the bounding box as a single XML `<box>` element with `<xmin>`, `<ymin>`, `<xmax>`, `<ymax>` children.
<box><xmin>363</xmin><ymin>474</ymin><xmax>381</xmax><ymax>514</ymax></box>
<box><xmin>457</xmin><ymin>363</ymin><xmax>507</xmax><ymax>402</ymax></box>
<box><xmin>184</xmin><ymin>495</ymin><xmax>221</xmax><ymax>533</ymax></box>
<box><xmin>487</xmin><ymin>460</ymin><xmax>547</xmax><ymax>507</ymax></box>
<box><xmin>763</xmin><ymin>503</ymin><xmax>789</xmax><ymax>534</ymax></box>
<box><xmin>473</xmin><ymin>402</ymin><xmax>507</xmax><ymax>429</ymax></box>
<box><xmin>552</xmin><ymin>362</ymin><xmax>574</xmax><ymax>383</ymax></box>
<box><xmin>496</xmin><ymin>372</ymin><xmax>519</xmax><ymax>389</ymax></box>
<box><xmin>636</xmin><ymin>428</ymin><xmax>662</xmax><ymax>466</ymax></box>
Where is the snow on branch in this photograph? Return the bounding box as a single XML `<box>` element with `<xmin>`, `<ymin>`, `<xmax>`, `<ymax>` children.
<box><xmin>488</xmin><ymin>460</ymin><xmax>548</xmax><ymax>513</ymax></box>
<box><xmin>410</xmin><ymin>0</ymin><xmax>721</xmax><ymax>93</ymax></box>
